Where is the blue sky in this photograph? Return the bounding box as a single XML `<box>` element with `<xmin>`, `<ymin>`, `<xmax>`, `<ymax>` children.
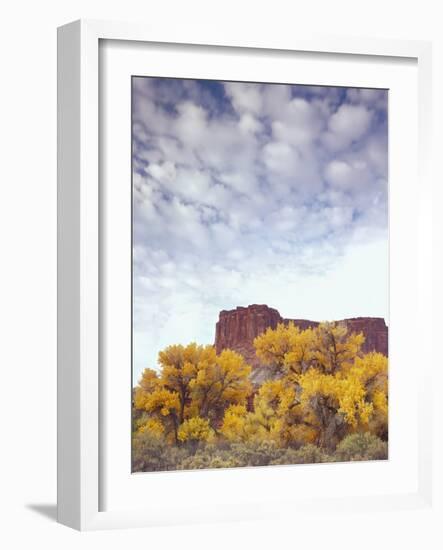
<box><xmin>132</xmin><ymin>77</ymin><xmax>388</xmax><ymax>383</ymax></box>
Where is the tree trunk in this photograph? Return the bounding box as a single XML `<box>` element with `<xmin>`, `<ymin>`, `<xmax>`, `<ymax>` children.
<box><xmin>312</xmin><ymin>395</ymin><xmax>346</xmax><ymax>451</ymax></box>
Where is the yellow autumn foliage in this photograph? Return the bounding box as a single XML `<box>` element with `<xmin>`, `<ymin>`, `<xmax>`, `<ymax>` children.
<box><xmin>253</xmin><ymin>321</ymin><xmax>388</xmax><ymax>448</ymax></box>
<box><xmin>138</xmin><ymin>417</ymin><xmax>165</xmax><ymax>437</ymax></box>
<box><xmin>178</xmin><ymin>416</ymin><xmax>214</xmax><ymax>443</ymax></box>
<box><xmin>135</xmin><ymin>342</ymin><xmax>252</xmax><ymax>443</ymax></box>
<box><xmin>133</xmin><ymin>322</ymin><xmax>388</xmax><ymax>455</ymax></box>
<box><xmin>189</xmin><ymin>348</ymin><xmax>252</xmax><ymax>419</ymax></box>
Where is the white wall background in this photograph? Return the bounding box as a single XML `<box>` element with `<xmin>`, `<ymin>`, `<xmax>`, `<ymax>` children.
<box><xmin>0</xmin><ymin>1</ymin><xmax>441</xmax><ymax>548</ymax></box>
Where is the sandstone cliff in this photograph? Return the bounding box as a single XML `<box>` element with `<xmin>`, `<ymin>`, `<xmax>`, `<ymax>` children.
<box><xmin>215</xmin><ymin>304</ymin><xmax>388</xmax><ymax>384</ymax></box>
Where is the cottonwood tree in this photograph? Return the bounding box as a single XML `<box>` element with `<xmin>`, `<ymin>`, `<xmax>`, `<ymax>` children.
<box><xmin>134</xmin><ymin>343</ymin><xmax>252</xmax><ymax>441</ymax></box>
<box><xmin>189</xmin><ymin>348</ymin><xmax>252</xmax><ymax>427</ymax></box>
<box><xmin>253</xmin><ymin>322</ymin><xmax>388</xmax><ymax>450</ymax></box>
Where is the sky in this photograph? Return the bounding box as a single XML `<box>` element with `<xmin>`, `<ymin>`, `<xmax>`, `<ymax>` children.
<box><xmin>132</xmin><ymin>77</ymin><xmax>388</xmax><ymax>384</ymax></box>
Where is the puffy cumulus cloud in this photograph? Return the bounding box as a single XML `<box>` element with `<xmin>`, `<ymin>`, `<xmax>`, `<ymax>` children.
<box><xmin>324</xmin><ymin>160</ymin><xmax>354</xmax><ymax>188</ymax></box>
<box><xmin>324</xmin><ymin>159</ymin><xmax>373</xmax><ymax>190</ymax></box>
<box><xmin>346</xmin><ymin>87</ymin><xmax>388</xmax><ymax>111</ymax></box>
<box><xmin>271</xmin><ymin>97</ymin><xmax>326</xmax><ymax>147</ymax></box>
<box><xmin>239</xmin><ymin>112</ymin><xmax>263</xmax><ymax>135</ymax></box>
<box><xmin>224</xmin><ymin>82</ymin><xmax>264</xmax><ymax>114</ymax></box>
<box><xmin>322</xmin><ymin>104</ymin><xmax>372</xmax><ymax>152</ymax></box>
<box><xmin>131</xmin><ymin>77</ymin><xmax>388</xmax><ymax>381</ymax></box>
<box><xmin>263</xmin><ymin>141</ymin><xmax>300</xmax><ymax>177</ymax></box>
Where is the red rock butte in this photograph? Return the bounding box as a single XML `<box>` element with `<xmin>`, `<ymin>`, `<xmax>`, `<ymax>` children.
<box><xmin>215</xmin><ymin>304</ymin><xmax>388</xmax><ymax>382</ymax></box>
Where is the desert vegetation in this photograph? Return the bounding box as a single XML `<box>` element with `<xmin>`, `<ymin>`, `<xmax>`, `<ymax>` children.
<box><xmin>132</xmin><ymin>322</ymin><xmax>388</xmax><ymax>472</ymax></box>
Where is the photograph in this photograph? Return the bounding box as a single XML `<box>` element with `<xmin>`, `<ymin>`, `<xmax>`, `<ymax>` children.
<box><xmin>131</xmin><ymin>76</ymin><xmax>389</xmax><ymax>473</ymax></box>
<box><xmin>0</xmin><ymin>0</ymin><xmax>436</xmax><ymax>541</ymax></box>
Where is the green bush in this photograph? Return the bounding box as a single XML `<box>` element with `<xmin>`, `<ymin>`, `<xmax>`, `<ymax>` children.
<box><xmin>229</xmin><ymin>440</ymin><xmax>286</xmax><ymax>467</ymax></box>
<box><xmin>132</xmin><ymin>432</ymin><xmax>388</xmax><ymax>472</ymax></box>
<box><xmin>270</xmin><ymin>444</ymin><xmax>331</xmax><ymax>465</ymax></box>
<box><xmin>179</xmin><ymin>441</ymin><xmax>285</xmax><ymax>469</ymax></box>
<box><xmin>132</xmin><ymin>432</ymin><xmax>188</xmax><ymax>472</ymax></box>
<box><xmin>334</xmin><ymin>432</ymin><xmax>388</xmax><ymax>462</ymax></box>
<box><xmin>178</xmin><ymin>450</ymin><xmax>241</xmax><ymax>470</ymax></box>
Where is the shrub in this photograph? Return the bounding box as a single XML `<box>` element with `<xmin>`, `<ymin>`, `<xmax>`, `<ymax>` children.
<box><xmin>177</xmin><ymin>452</ymin><xmax>214</xmax><ymax>470</ymax></box>
<box><xmin>178</xmin><ymin>450</ymin><xmax>241</xmax><ymax>470</ymax></box>
<box><xmin>270</xmin><ymin>444</ymin><xmax>331</xmax><ymax>465</ymax></box>
<box><xmin>229</xmin><ymin>440</ymin><xmax>285</xmax><ymax>467</ymax></box>
<box><xmin>334</xmin><ymin>432</ymin><xmax>388</xmax><ymax>462</ymax></box>
<box><xmin>178</xmin><ymin>441</ymin><xmax>285</xmax><ymax>469</ymax></box>
<box><xmin>132</xmin><ymin>432</ymin><xmax>188</xmax><ymax>472</ymax></box>
<box><xmin>132</xmin><ymin>431</ymin><xmax>388</xmax><ymax>472</ymax></box>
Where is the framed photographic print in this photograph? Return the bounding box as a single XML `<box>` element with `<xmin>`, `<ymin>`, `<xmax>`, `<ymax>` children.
<box><xmin>57</xmin><ymin>20</ymin><xmax>434</xmax><ymax>531</ymax></box>
<box><xmin>130</xmin><ymin>75</ymin><xmax>390</xmax><ymax>473</ymax></box>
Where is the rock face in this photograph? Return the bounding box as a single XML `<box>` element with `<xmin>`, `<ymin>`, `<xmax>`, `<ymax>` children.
<box><xmin>215</xmin><ymin>304</ymin><xmax>388</xmax><ymax>383</ymax></box>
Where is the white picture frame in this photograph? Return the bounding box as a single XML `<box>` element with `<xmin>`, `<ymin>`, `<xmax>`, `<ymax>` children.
<box><xmin>57</xmin><ymin>19</ymin><xmax>434</xmax><ymax>531</ymax></box>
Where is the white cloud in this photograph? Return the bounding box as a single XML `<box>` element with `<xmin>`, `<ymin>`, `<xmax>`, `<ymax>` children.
<box><xmin>146</xmin><ymin>160</ymin><xmax>177</xmax><ymax>183</ymax></box>
<box><xmin>225</xmin><ymin>82</ymin><xmax>263</xmax><ymax>114</ymax></box>
<box><xmin>262</xmin><ymin>141</ymin><xmax>300</xmax><ymax>178</ymax></box>
<box><xmin>324</xmin><ymin>159</ymin><xmax>372</xmax><ymax>191</ymax></box>
<box><xmin>239</xmin><ymin>112</ymin><xmax>263</xmax><ymax>134</ymax></box>
<box><xmin>272</xmin><ymin>97</ymin><xmax>325</xmax><ymax>147</ymax></box>
<box><xmin>323</xmin><ymin>104</ymin><xmax>372</xmax><ymax>152</ymax></box>
<box><xmin>324</xmin><ymin>160</ymin><xmax>353</xmax><ymax>188</ymax></box>
<box><xmin>174</xmin><ymin>101</ymin><xmax>208</xmax><ymax>147</ymax></box>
